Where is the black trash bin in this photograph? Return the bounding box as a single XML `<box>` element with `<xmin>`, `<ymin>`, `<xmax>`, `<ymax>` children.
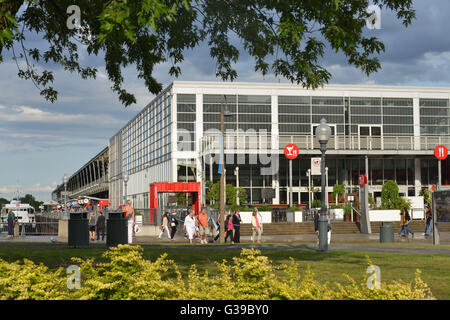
<box><xmin>106</xmin><ymin>211</ymin><xmax>128</xmax><ymax>247</ymax></box>
<box><xmin>68</xmin><ymin>211</ymin><xmax>89</xmax><ymax>248</ymax></box>
<box><xmin>380</xmin><ymin>221</ymin><xmax>394</xmax><ymax>243</ymax></box>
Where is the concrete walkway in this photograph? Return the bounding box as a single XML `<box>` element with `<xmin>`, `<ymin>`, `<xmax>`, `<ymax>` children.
<box><xmin>1</xmin><ymin>232</ymin><xmax>450</xmax><ymax>255</ymax></box>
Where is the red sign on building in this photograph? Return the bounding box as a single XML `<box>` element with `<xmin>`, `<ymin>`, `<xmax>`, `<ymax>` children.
<box><xmin>435</xmin><ymin>145</ymin><xmax>448</xmax><ymax>161</ymax></box>
<box><xmin>284</xmin><ymin>144</ymin><xmax>299</xmax><ymax>160</ymax></box>
<box><xmin>358</xmin><ymin>174</ymin><xmax>368</xmax><ymax>187</ymax></box>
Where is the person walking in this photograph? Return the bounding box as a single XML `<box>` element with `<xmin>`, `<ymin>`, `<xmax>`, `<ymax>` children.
<box><xmin>158</xmin><ymin>212</ymin><xmax>171</xmax><ymax>240</ymax></box>
<box><xmin>398</xmin><ymin>211</ymin><xmax>406</xmax><ymax>237</ymax></box>
<box><xmin>123</xmin><ymin>200</ymin><xmax>135</xmax><ymax>244</ymax></box>
<box><xmin>96</xmin><ymin>211</ymin><xmax>106</xmax><ymax>241</ymax></box>
<box><xmin>232</xmin><ymin>209</ymin><xmax>241</xmax><ymax>243</ymax></box>
<box><xmin>251</xmin><ymin>209</ymin><xmax>263</xmax><ymax>244</ymax></box>
<box><xmin>403</xmin><ymin>209</ymin><xmax>415</xmax><ymax>238</ymax></box>
<box><xmin>326</xmin><ymin>211</ymin><xmax>332</xmax><ymax>245</ymax></box>
<box><xmin>423</xmin><ymin>206</ymin><xmax>432</xmax><ymax>236</ymax></box>
<box><xmin>169</xmin><ymin>210</ymin><xmax>178</xmax><ymax>240</ymax></box>
<box><xmin>198</xmin><ymin>208</ymin><xmax>209</xmax><ymax>244</ymax></box>
<box><xmin>89</xmin><ymin>212</ymin><xmax>96</xmax><ymax>241</ymax></box>
<box><xmin>314</xmin><ymin>210</ymin><xmax>320</xmax><ymax>245</ymax></box>
<box><xmin>213</xmin><ymin>214</ymin><xmax>220</xmax><ymax>242</ymax></box>
<box><xmin>224</xmin><ymin>214</ymin><xmax>234</xmax><ymax>243</ymax></box>
<box><xmin>7</xmin><ymin>209</ymin><xmax>15</xmax><ymax>238</ymax></box>
<box><xmin>183</xmin><ymin>209</ymin><xmax>197</xmax><ymax>245</ymax></box>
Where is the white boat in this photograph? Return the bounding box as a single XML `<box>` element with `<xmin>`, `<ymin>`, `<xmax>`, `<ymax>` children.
<box><xmin>1</xmin><ymin>200</ymin><xmax>36</xmax><ymax>224</ymax></box>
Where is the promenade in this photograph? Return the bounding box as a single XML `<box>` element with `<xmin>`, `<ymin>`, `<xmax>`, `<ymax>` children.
<box><xmin>1</xmin><ymin>232</ymin><xmax>450</xmax><ymax>255</ymax></box>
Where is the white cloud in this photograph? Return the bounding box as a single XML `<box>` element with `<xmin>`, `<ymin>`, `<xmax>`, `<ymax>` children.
<box><xmin>0</xmin><ymin>104</ymin><xmax>123</xmax><ymax>127</ymax></box>
<box><xmin>0</xmin><ymin>184</ymin><xmax>54</xmax><ymax>195</ymax></box>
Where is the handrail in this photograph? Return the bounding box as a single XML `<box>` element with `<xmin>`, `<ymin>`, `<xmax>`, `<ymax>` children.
<box><xmin>351</xmin><ymin>205</ymin><xmax>361</xmax><ymax>216</ymax></box>
<box><xmin>201</xmin><ymin>134</ymin><xmax>449</xmax><ymax>153</ymax></box>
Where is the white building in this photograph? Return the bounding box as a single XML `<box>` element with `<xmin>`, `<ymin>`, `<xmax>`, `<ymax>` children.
<box><xmin>108</xmin><ymin>81</ymin><xmax>450</xmax><ymax>211</ymax></box>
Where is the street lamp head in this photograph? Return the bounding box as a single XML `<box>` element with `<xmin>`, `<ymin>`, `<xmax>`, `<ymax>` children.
<box><xmin>123</xmin><ymin>172</ymin><xmax>129</xmax><ymax>183</ymax></box>
<box><xmin>221</xmin><ymin>104</ymin><xmax>232</xmax><ymax>117</ymax></box>
<box><xmin>63</xmin><ymin>173</ymin><xmax>68</xmax><ymax>184</ymax></box>
<box><xmin>315</xmin><ymin>118</ymin><xmax>332</xmax><ymax>143</ymax></box>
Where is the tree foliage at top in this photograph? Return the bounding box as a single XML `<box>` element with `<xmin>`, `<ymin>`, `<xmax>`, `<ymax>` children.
<box><xmin>0</xmin><ymin>0</ymin><xmax>415</xmax><ymax>106</ymax></box>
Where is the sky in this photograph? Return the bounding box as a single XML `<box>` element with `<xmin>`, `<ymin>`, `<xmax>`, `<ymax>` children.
<box><xmin>1</xmin><ymin>0</ymin><xmax>450</xmax><ymax>201</ymax></box>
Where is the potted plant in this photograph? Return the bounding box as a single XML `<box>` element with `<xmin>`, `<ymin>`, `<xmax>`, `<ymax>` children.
<box><xmin>344</xmin><ymin>203</ymin><xmax>352</xmax><ymax>222</ymax></box>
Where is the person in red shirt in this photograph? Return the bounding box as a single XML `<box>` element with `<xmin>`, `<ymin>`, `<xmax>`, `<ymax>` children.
<box><xmin>198</xmin><ymin>208</ymin><xmax>209</xmax><ymax>244</ymax></box>
<box><xmin>122</xmin><ymin>200</ymin><xmax>135</xmax><ymax>243</ymax></box>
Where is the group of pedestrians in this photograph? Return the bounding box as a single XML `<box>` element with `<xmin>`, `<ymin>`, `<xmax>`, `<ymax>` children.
<box><xmin>88</xmin><ymin>211</ymin><xmax>106</xmax><ymax>241</ymax></box>
<box><xmin>158</xmin><ymin>210</ymin><xmax>179</xmax><ymax>240</ymax></box>
<box><xmin>398</xmin><ymin>206</ymin><xmax>433</xmax><ymax>238</ymax></box>
<box><xmin>159</xmin><ymin>207</ymin><xmax>264</xmax><ymax>245</ymax></box>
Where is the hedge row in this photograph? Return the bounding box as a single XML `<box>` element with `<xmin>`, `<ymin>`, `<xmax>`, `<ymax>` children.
<box><xmin>0</xmin><ymin>245</ymin><xmax>435</xmax><ymax>300</ymax></box>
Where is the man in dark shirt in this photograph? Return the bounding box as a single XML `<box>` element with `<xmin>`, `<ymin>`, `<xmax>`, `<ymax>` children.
<box><xmin>424</xmin><ymin>206</ymin><xmax>432</xmax><ymax>236</ymax></box>
<box><xmin>96</xmin><ymin>211</ymin><xmax>106</xmax><ymax>241</ymax></box>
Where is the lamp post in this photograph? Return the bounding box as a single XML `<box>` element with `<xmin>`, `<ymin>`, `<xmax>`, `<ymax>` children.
<box><xmin>123</xmin><ymin>172</ymin><xmax>129</xmax><ymax>205</ymax></box>
<box><xmin>63</xmin><ymin>174</ymin><xmax>68</xmax><ymax>220</ymax></box>
<box><xmin>219</xmin><ymin>96</ymin><xmax>232</xmax><ymax>244</ymax></box>
<box><xmin>315</xmin><ymin>118</ymin><xmax>331</xmax><ymax>251</ymax></box>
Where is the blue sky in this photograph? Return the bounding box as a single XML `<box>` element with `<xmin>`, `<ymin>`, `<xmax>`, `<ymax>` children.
<box><xmin>1</xmin><ymin>0</ymin><xmax>450</xmax><ymax>201</ymax></box>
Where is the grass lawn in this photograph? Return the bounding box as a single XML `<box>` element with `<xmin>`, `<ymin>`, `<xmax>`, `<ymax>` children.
<box><xmin>0</xmin><ymin>243</ymin><xmax>449</xmax><ymax>299</ymax></box>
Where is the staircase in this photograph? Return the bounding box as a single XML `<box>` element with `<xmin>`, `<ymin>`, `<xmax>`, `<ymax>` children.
<box><xmin>239</xmin><ymin>220</ymin><xmax>450</xmax><ymax>236</ymax></box>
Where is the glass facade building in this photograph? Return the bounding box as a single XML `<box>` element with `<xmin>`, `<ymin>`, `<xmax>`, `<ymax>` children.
<box><xmin>108</xmin><ymin>82</ymin><xmax>450</xmax><ymax>208</ymax></box>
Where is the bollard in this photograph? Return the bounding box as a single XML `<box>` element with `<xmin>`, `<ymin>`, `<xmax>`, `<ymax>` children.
<box><xmin>380</xmin><ymin>221</ymin><xmax>395</xmax><ymax>243</ymax></box>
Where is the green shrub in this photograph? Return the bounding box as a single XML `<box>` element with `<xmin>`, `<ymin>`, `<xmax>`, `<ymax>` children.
<box><xmin>289</xmin><ymin>206</ymin><xmax>301</xmax><ymax>212</ymax></box>
<box><xmin>381</xmin><ymin>181</ymin><xmax>400</xmax><ymax>209</ymax></box>
<box><xmin>331</xmin><ymin>204</ymin><xmax>344</xmax><ymax>209</ymax></box>
<box><xmin>0</xmin><ymin>246</ymin><xmax>435</xmax><ymax>300</ymax></box>
<box><xmin>312</xmin><ymin>199</ymin><xmax>321</xmax><ymax>208</ymax></box>
<box><xmin>259</xmin><ymin>205</ymin><xmax>271</xmax><ymax>212</ymax></box>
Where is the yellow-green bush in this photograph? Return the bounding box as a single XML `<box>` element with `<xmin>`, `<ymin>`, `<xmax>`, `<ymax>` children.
<box><xmin>0</xmin><ymin>245</ymin><xmax>435</xmax><ymax>300</ymax></box>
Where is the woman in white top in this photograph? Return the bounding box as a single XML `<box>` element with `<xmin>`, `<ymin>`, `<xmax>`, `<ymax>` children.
<box><xmin>158</xmin><ymin>212</ymin><xmax>171</xmax><ymax>240</ymax></box>
<box><xmin>251</xmin><ymin>209</ymin><xmax>263</xmax><ymax>243</ymax></box>
<box><xmin>183</xmin><ymin>210</ymin><xmax>196</xmax><ymax>244</ymax></box>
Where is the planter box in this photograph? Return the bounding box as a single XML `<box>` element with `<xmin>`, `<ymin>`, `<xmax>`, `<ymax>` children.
<box><xmin>135</xmin><ymin>215</ymin><xmax>143</xmax><ymax>224</ymax></box>
<box><xmin>294</xmin><ymin>211</ymin><xmax>303</xmax><ymax>223</ymax></box>
<box><xmin>369</xmin><ymin>209</ymin><xmax>401</xmax><ymax>222</ymax></box>
<box><xmin>240</xmin><ymin>211</ymin><xmax>272</xmax><ymax>224</ymax></box>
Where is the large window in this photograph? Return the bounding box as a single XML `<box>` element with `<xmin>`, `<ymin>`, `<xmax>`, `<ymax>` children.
<box><xmin>420</xmin><ymin>99</ymin><xmax>450</xmax><ymax>136</ymax></box>
<box><xmin>278</xmin><ymin>96</ymin><xmax>311</xmax><ymax>134</ymax></box>
<box><xmin>122</xmin><ymin>92</ymin><xmax>171</xmax><ymax>174</ymax></box>
<box><xmin>382</xmin><ymin>98</ymin><xmax>413</xmax><ymax>136</ymax></box>
<box><xmin>177</xmin><ymin>94</ymin><xmax>196</xmax><ymax>151</ymax></box>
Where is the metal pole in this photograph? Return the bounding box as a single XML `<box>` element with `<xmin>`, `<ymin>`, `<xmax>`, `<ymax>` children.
<box><xmin>64</xmin><ymin>182</ymin><xmax>67</xmax><ymax>220</ymax></box>
<box><xmin>325</xmin><ymin>167</ymin><xmax>328</xmax><ymax>210</ymax></box>
<box><xmin>438</xmin><ymin>160</ymin><xmax>442</xmax><ymax>190</ymax></box>
<box><xmin>235</xmin><ymin>167</ymin><xmax>240</xmax><ymax>206</ymax></box>
<box><xmin>219</xmin><ymin>112</ymin><xmax>225</xmax><ymax>244</ymax></box>
<box><xmin>289</xmin><ymin>159</ymin><xmax>293</xmax><ymax>206</ymax></box>
<box><xmin>124</xmin><ymin>182</ymin><xmax>127</xmax><ymax>205</ymax></box>
<box><xmin>307</xmin><ymin>169</ymin><xmax>311</xmax><ymax>209</ymax></box>
<box><xmin>319</xmin><ymin>142</ymin><xmax>328</xmax><ymax>251</ymax></box>
<box><xmin>432</xmin><ymin>193</ymin><xmax>440</xmax><ymax>245</ymax></box>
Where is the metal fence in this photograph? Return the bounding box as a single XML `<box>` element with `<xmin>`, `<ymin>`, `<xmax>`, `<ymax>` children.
<box><xmin>1</xmin><ymin>215</ymin><xmax>59</xmax><ymax>236</ymax></box>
